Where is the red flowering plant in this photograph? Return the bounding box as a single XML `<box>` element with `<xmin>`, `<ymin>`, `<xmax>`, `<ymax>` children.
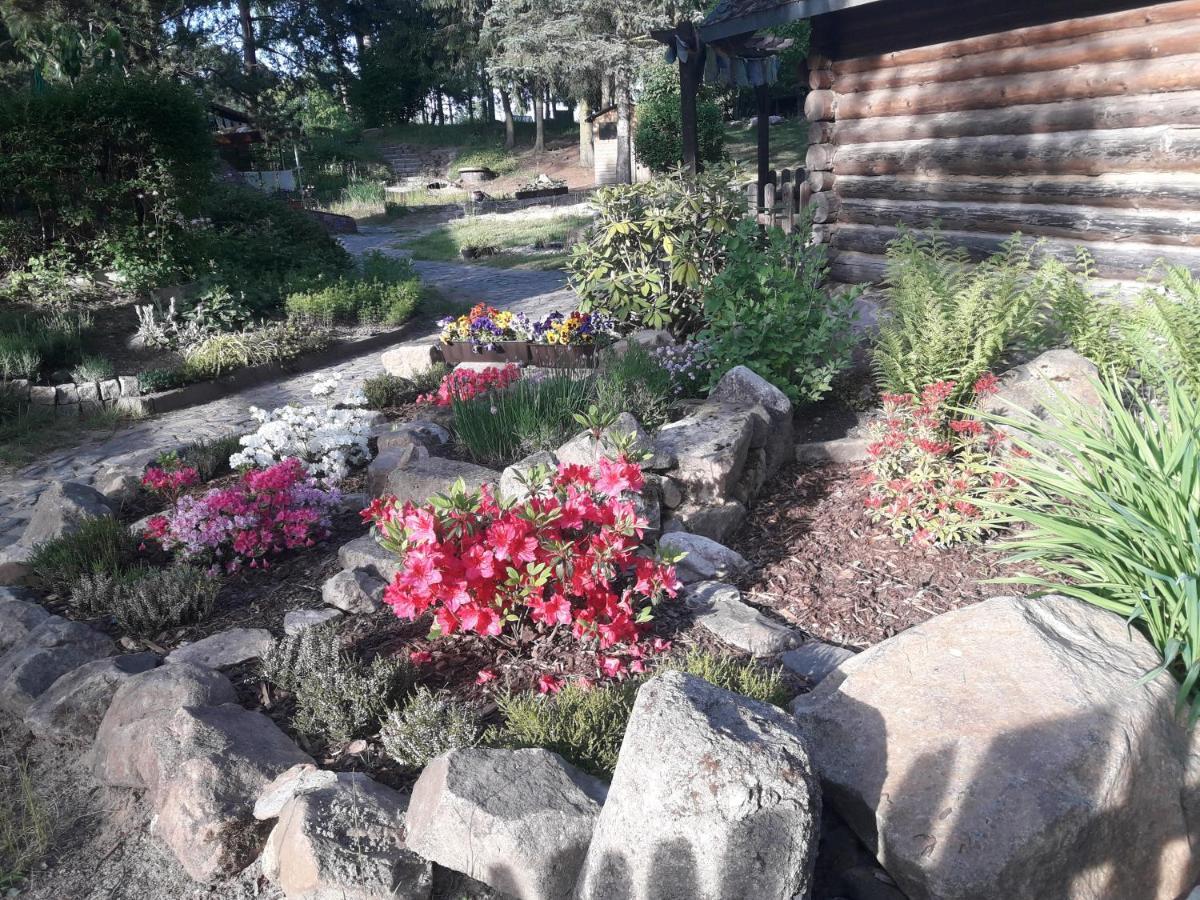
<box><xmin>417</xmin><ymin>363</ymin><xmax>521</xmax><ymax>407</ymax></box>
<box><xmin>141</xmin><ymin>451</ymin><xmax>200</xmax><ymax>502</ymax></box>
<box><xmin>362</xmin><ymin>454</ymin><xmax>682</xmax><ymax>684</ymax></box>
<box><xmin>144</xmin><ymin>457</ymin><xmax>340</xmax><ymax>573</ymax></box>
<box><xmin>861</xmin><ymin>375</ymin><xmax>1016</xmax><ymax>546</ymax></box>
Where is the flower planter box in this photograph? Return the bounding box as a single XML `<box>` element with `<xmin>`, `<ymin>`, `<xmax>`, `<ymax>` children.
<box><xmin>514</xmin><ymin>185</ymin><xmax>569</xmax><ymax>201</ymax></box>
<box><xmin>528</xmin><ymin>344</ymin><xmax>598</xmax><ymax>368</ymax></box>
<box><xmin>437</xmin><ymin>341</ymin><xmax>531</xmax><ymax>365</ymax></box>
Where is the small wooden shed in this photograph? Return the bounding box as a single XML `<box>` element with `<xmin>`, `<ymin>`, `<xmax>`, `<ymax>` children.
<box><xmin>687</xmin><ymin>0</ymin><xmax>1200</xmax><ymax>294</ymax></box>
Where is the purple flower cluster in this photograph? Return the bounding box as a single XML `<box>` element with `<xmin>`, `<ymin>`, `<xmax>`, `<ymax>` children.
<box><xmin>653</xmin><ymin>338</ymin><xmax>719</xmax><ymax>397</ymax></box>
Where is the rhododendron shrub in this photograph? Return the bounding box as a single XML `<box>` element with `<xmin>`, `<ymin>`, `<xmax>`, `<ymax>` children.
<box><xmin>141</xmin><ymin>463</ymin><xmax>200</xmax><ymax>501</ymax></box>
<box><xmin>229</xmin><ymin>402</ymin><xmax>374</xmax><ymax>483</ymax></box>
<box><xmin>417</xmin><ymin>364</ymin><xmax>521</xmax><ymax>407</ymax></box>
<box><xmin>146</xmin><ymin>458</ymin><xmax>340</xmax><ymax>572</ymax></box>
<box><xmin>862</xmin><ymin>377</ymin><xmax>1015</xmax><ymax>546</ymax></box>
<box><xmin>364</xmin><ymin>456</ymin><xmax>681</xmax><ymax>678</ymax></box>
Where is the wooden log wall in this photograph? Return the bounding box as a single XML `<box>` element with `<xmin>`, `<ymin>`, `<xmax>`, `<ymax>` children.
<box><xmin>814</xmin><ymin>0</ymin><xmax>1200</xmax><ymax>290</ymax></box>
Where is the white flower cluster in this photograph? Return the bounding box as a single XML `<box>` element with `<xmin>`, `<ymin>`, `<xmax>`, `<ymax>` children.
<box><xmin>310</xmin><ymin>371</ymin><xmax>368</xmax><ymax>408</ymax></box>
<box><xmin>229</xmin><ymin>401</ymin><xmax>375</xmax><ymax>483</ymax></box>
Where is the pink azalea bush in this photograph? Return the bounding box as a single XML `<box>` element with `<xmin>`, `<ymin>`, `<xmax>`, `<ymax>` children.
<box><xmin>141</xmin><ymin>463</ymin><xmax>200</xmax><ymax>502</ymax></box>
<box><xmin>363</xmin><ymin>455</ymin><xmax>681</xmax><ymax>682</ymax></box>
<box><xmin>861</xmin><ymin>376</ymin><xmax>1015</xmax><ymax>546</ymax></box>
<box><xmin>145</xmin><ymin>458</ymin><xmax>340</xmax><ymax>572</ymax></box>
<box><xmin>417</xmin><ymin>363</ymin><xmax>521</xmax><ymax>407</ymax></box>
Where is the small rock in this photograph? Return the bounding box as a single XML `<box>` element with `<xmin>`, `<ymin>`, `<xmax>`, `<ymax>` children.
<box><xmin>0</xmin><ymin>618</ymin><xmax>116</xmax><ymax>714</ymax></box>
<box><xmin>24</xmin><ymin>652</ymin><xmax>159</xmax><ymax>745</ymax></box>
<box><xmin>262</xmin><ymin>772</ymin><xmax>433</xmax><ymax>900</ymax></box>
<box><xmin>499</xmin><ymin>450</ymin><xmax>558</xmax><ymax>503</ymax></box>
<box><xmin>407</xmin><ymin>748</ymin><xmax>607</xmax><ymax>900</ymax></box>
<box><xmin>710</xmin><ymin>365</ymin><xmax>794</xmax><ymax>476</ymax></box>
<box><xmin>0</xmin><ymin>545</ymin><xmax>31</xmax><ymax>586</ymax></box>
<box><xmin>796</xmin><ymin>437</ymin><xmax>871</xmax><ymax>465</ymax></box>
<box><xmin>339</xmin><ymin>492</ymin><xmax>368</xmax><ymax>514</ymax></box>
<box><xmin>167</xmin><ymin>628</ymin><xmax>273</xmax><ymax>669</ymax></box>
<box><xmin>0</xmin><ymin>596</ymin><xmax>51</xmax><ymax>656</ymax></box>
<box><xmin>323</xmin><ymin>568</ymin><xmax>387</xmax><ymax>615</ymax></box>
<box><xmin>611</xmin><ymin>329</ymin><xmax>674</xmax><ymax>354</ymax></box>
<box><xmin>367</xmin><ymin>443</ymin><xmax>430</xmax><ymax>497</ymax></box>
<box><xmin>94</xmin><ymin>469</ymin><xmax>143</xmax><ymax>503</ymax></box>
<box><xmin>780</xmin><ymin>641</ymin><xmax>854</xmax><ymax>685</ymax></box>
<box><xmin>283</xmin><ymin>608</ymin><xmax>343</xmax><ymax>636</ymax></box>
<box><xmin>338</xmin><ymin>534</ymin><xmax>402</xmax><ymax>582</ymax></box>
<box><xmin>654</xmin><ymin>403</ymin><xmax>757</xmax><ymax>504</ymax></box>
<box><xmin>657</xmin><ymin>532</ymin><xmax>751</xmax><ymax>584</ymax></box>
<box><xmin>377</xmin><ymin>420</ymin><xmax>452</xmax><ymax>453</ymax></box>
<box><xmin>254</xmin><ymin>763</ymin><xmax>339</xmax><ymax>821</ymax></box>
<box><xmin>576</xmin><ymin>671</ymin><xmax>821</xmax><ymax>900</ymax></box>
<box><xmin>381</xmin><ymin>343</ymin><xmax>439</xmax><ymax>379</ymax></box>
<box><xmin>382</xmin><ymin>456</ymin><xmax>498</xmax><ymax>506</ymax></box>
<box><xmin>664</xmin><ymin>500</ymin><xmax>747</xmax><ymax>543</ymax></box>
<box><xmin>684</xmin><ymin>582</ymin><xmax>800</xmax><ymax>656</ymax></box>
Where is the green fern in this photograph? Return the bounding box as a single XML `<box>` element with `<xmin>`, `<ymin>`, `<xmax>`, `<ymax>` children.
<box><xmin>1130</xmin><ymin>266</ymin><xmax>1200</xmax><ymax>396</ymax></box>
<box><xmin>872</xmin><ymin>229</ymin><xmax>1045</xmax><ymax>406</ymax></box>
<box><xmin>1032</xmin><ymin>248</ymin><xmax>1137</xmax><ymax>374</ymax></box>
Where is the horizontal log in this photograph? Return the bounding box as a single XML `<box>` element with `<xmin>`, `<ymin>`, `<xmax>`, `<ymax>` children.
<box><xmin>806</xmin><ymin>143</ymin><xmax>836</xmax><ymax>172</ymax></box>
<box><xmin>836</xmin><ymin>54</ymin><xmax>1200</xmax><ymax>120</ymax></box>
<box><xmin>838</xmin><ymin>197</ymin><xmax>1200</xmax><ymax>247</ymax></box>
<box><xmin>832</xmin><ymin>0</ymin><xmax>1200</xmax><ymax>75</ymax></box>
<box><xmin>835</xmin><ymin>174</ymin><xmax>1200</xmax><ymax>211</ymax></box>
<box><xmin>837</xmin><ymin>20</ymin><xmax>1200</xmax><ymax>94</ymax></box>
<box><xmin>832</xmin><ymin>127</ymin><xmax>1200</xmax><ymax>178</ymax></box>
<box><xmin>830</xmin><ymin>224</ymin><xmax>1200</xmax><ymax>281</ymax></box>
<box><xmin>832</xmin><ymin>91</ymin><xmax>1200</xmax><ymax>145</ymax></box>
<box><xmin>804</xmin><ymin>90</ymin><xmax>836</xmax><ymax>122</ymax></box>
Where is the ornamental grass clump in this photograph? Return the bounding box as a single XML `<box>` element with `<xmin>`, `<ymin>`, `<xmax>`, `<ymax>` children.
<box><xmin>986</xmin><ymin>376</ymin><xmax>1200</xmax><ymax>722</ymax></box>
<box><xmin>863</xmin><ymin>376</ymin><xmax>1015</xmax><ymax>546</ymax></box>
<box><xmin>145</xmin><ymin>457</ymin><xmax>340</xmax><ymax>573</ymax></box>
<box><xmin>364</xmin><ymin>456</ymin><xmax>681</xmax><ymax>675</ymax></box>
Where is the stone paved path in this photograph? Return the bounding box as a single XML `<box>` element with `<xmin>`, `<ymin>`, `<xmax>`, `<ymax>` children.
<box><xmin>0</xmin><ymin>225</ymin><xmax>577</xmax><ymax>546</ymax></box>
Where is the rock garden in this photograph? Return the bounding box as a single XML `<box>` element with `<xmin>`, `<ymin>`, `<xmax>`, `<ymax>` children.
<box><xmin>5</xmin><ymin>130</ymin><xmax>1200</xmax><ymax>900</ymax></box>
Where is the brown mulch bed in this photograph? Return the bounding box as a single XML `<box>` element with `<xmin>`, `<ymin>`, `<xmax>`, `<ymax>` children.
<box><xmin>727</xmin><ymin>461</ymin><xmax>1032</xmax><ymax>650</ymax></box>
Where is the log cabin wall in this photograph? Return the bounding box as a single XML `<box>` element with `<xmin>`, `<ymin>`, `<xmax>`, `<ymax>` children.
<box><xmin>804</xmin><ymin>0</ymin><xmax>1200</xmax><ymax>294</ymax></box>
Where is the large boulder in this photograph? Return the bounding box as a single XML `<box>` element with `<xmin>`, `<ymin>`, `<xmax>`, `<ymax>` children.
<box><xmin>654</xmin><ymin>403</ymin><xmax>757</xmax><ymax>504</ymax></box>
<box><xmin>261</xmin><ymin>771</ymin><xmax>433</xmax><ymax>900</ymax></box>
<box><xmin>684</xmin><ymin>581</ymin><xmax>800</xmax><ymax>657</ymax></box>
<box><xmin>149</xmin><ymin>703</ymin><xmax>312</xmax><ymax>882</ymax></box>
<box><xmin>338</xmin><ymin>534</ymin><xmax>402</xmax><ymax>583</ymax></box>
<box><xmin>792</xmin><ymin>595</ymin><xmax>1200</xmax><ymax>900</ymax></box>
<box><xmin>0</xmin><ymin>618</ymin><xmax>115</xmax><ymax>714</ymax></box>
<box><xmin>556</xmin><ymin>413</ymin><xmax>655</xmax><ymax>469</ymax></box>
<box><xmin>657</xmin><ymin>533</ymin><xmax>751</xmax><ymax>585</ymax></box>
<box><xmin>406</xmin><ymin>748</ymin><xmax>607</xmax><ymax>900</ymax></box>
<box><xmin>978</xmin><ymin>349</ymin><xmax>1102</xmax><ymax>438</ymax></box>
<box><xmin>0</xmin><ymin>593</ymin><xmax>51</xmax><ymax>656</ymax></box>
<box><xmin>24</xmin><ymin>652</ymin><xmax>159</xmax><ymax>745</ymax></box>
<box><xmin>376</xmin><ymin>420</ymin><xmax>451</xmax><ymax>454</ymax></box>
<box><xmin>19</xmin><ymin>481</ymin><xmax>114</xmax><ymax>547</ymax></box>
<box><xmin>93</xmin><ymin>661</ymin><xmax>237</xmax><ymax>789</ymax></box>
<box><xmin>167</xmin><ymin>627</ymin><xmax>273</xmax><ymax>669</ymax></box>
<box><xmin>381</xmin><ymin>342</ymin><xmax>439</xmax><ymax>379</ymax></box>
<box><xmin>576</xmin><ymin>671</ymin><xmax>820</xmax><ymax>900</ymax></box>
<box><xmin>380</xmin><ymin>456</ymin><xmax>498</xmax><ymax>505</ymax></box>
<box><xmin>708</xmin><ymin>365</ymin><xmax>794</xmax><ymax>476</ymax></box>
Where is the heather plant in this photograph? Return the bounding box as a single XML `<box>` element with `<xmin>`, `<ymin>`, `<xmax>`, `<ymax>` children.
<box><xmin>262</xmin><ymin>624</ymin><xmax>414</xmax><ymax>746</ymax></box>
<box><xmin>69</xmin><ymin>565</ymin><xmax>218</xmax><ymax>635</ymax></box>
<box><xmin>179</xmin><ymin>433</ymin><xmax>243</xmax><ymax>481</ymax></box>
<box><xmin>27</xmin><ymin>517</ymin><xmax>138</xmax><ymax>596</ymax></box>
<box><xmin>380</xmin><ymin>687</ymin><xmax>484</xmax><ymax>770</ymax></box>
<box><xmin>144</xmin><ymin>458</ymin><xmax>340</xmax><ymax>573</ymax></box>
<box><xmin>872</xmin><ymin>229</ymin><xmax>1046</xmax><ymax>408</ymax></box>
<box><xmin>362</xmin><ymin>374</ymin><xmax>417</xmax><ymax>410</ymax></box>
<box><xmin>862</xmin><ymin>377</ymin><xmax>1015</xmax><ymax>546</ymax></box>
<box><xmin>986</xmin><ymin>376</ymin><xmax>1200</xmax><ymax>722</ymax></box>
<box><xmin>665</xmin><ymin>648</ymin><xmax>788</xmax><ymax>707</ymax></box>
<box><xmin>70</xmin><ymin>355</ymin><xmax>114</xmax><ymax>383</ymax></box>
<box><xmin>364</xmin><ymin>458</ymin><xmax>681</xmax><ymax>674</ymax></box>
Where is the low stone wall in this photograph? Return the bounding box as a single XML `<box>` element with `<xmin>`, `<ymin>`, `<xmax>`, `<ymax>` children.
<box><xmin>2</xmin><ymin>376</ymin><xmax>146</xmax><ymax>416</ymax></box>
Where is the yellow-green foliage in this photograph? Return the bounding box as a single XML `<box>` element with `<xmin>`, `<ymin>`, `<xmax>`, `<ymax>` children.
<box><xmin>1131</xmin><ymin>266</ymin><xmax>1200</xmax><ymax>396</ymax></box>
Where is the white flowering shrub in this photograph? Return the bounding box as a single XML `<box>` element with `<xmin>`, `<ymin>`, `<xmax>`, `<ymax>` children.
<box><xmin>311</xmin><ymin>371</ymin><xmax>369</xmax><ymax>407</ymax></box>
<box><xmin>230</xmin><ymin>402</ymin><xmax>374</xmax><ymax>482</ymax></box>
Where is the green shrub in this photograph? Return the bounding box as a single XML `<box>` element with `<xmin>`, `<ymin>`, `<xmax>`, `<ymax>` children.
<box><xmin>667</xmin><ymin>648</ymin><xmax>789</xmax><ymax>707</ymax></box>
<box><xmin>0</xmin><ymin>308</ymin><xmax>91</xmax><ymax>381</ymax></box>
<box><xmin>285</xmin><ymin>277</ymin><xmax>421</xmax><ymax>326</ymax></box>
<box><xmin>27</xmin><ymin>517</ymin><xmax>138</xmax><ymax>597</ymax></box>
<box><xmin>568</xmin><ymin>167</ymin><xmax>745</xmax><ymax>333</ymax></box>
<box><xmin>359</xmin><ymin>251</ymin><xmax>417</xmax><ymax>283</ymax></box>
<box><xmin>986</xmin><ymin>376</ymin><xmax>1200</xmax><ymax>722</ymax></box>
<box><xmin>380</xmin><ymin>687</ymin><xmax>484</xmax><ymax>770</ymax></box>
<box><xmin>68</xmin><ymin>565</ymin><xmax>218</xmax><ymax>635</ymax></box>
<box><xmin>872</xmin><ymin>229</ymin><xmax>1048</xmax><ymax>407</ymax></box>
<box><xmin>179</xmin><ymin>433</ymin><xmax>243</xmax><ymax>481</ymax></box>
<box><xmin>262</xmin><ymin>625</ymin><xmax>414</xmax><ymax>746</ymax></box>
<box><xmin>594</xmin><ymin>344</ymin><xmax>675</xmax><ymax>430</ymax></box>
<box><xmin>71</xmin><ymin>355</ymin><xmax>114</xmax><ymax>383</ymax></box>
<box><xmin>363</xmin><ymin>374</ymin><xmax>416</xmax><ymax>409</ymax></box>
<box><xmin>183</xmin><ymin>285</ymin><xmax>254</xmax><ymax>335</ymax></box>
<box><xmin>698</xmin><ymin>219</ymin><xmax>861</xmax><ymax>405</ymax></box>
<box><xmin>634</xmin><ymin>62</ymin><xmax>725</xmax><ymax>174</ymax></box>
<box><xmin>453</xmin><ymin>374</ymin><xmax>595</xmax><ymax>467</ymax></box>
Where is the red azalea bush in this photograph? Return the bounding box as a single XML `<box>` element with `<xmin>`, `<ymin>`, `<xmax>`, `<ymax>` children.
<box><xmin>141</xmin><ymin>463</ymin><xmax>200</xmax><ymax>501</ymax></box>
<box><xmin>861</xmin><ymin>376</ymin><xmax>1015</xmax><ymax>545</ymax></box>
<box><xmin>363</xmin><ymin>455</ymin><xmax>681</xmax><ymax>681</ymax></box>
<box><xmin>145</xmin><ymin>457</ymin><xmax>341</xmax><ymax>572</ymax></box>
<box><xmin>417</xmin><ymin>363</ymin><xmax>521</xmax><ymax>407</ymax></box>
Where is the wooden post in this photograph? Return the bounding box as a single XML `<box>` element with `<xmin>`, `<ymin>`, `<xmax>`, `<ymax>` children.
<box><xmin>755</xmin><ymin>83</ymin><xmax>771</xmax><ymax>204</ymax></box>
<box><xmin>680</xmin><ymin>53</ymin><xmax>700</xmax><ymax>175</ymax></box>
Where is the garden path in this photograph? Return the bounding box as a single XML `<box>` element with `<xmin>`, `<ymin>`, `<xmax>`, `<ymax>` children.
<box><xmin>0</xmin><ymin>224</ymin><xmax>575</xmax><ymax>547</ymax></box>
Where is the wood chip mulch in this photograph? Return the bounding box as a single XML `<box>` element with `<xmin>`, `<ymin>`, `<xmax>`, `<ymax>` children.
<box><xmin>727</xmin><ymin>462</ymin><xmax>1032</xmax><ymax>650</ymax></box>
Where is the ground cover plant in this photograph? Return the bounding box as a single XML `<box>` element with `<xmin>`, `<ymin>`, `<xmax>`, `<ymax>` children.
<box><xmin>68</xmin><ymin>565</ymin><xmax>219</xmax><ymax>636</ymax></box>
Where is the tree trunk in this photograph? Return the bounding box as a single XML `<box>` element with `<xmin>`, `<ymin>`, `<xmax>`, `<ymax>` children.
<box><xmin>577</xmin><ymin>98</ymin><xmax>593</xmax><ymax>169</ymax></box>
<box><xmin>534</xmin><ymin>83</ymin><xmax>546</xmax><ymax>153</ymax></box>
<box><xmin>436</xmin><ymin>90</ymin><xmax>445</xmax><ymax>125</ymax></box>
<box><xmin>615</xmin><ymin>78</ymin><xmax>632</xmax><ymax>184</ymax></box>
<box><xmin>501</xmin><ymin>88</ymin><xmax>515</xmax><ymax>148</ymax></box>
<box><xmin>237</xmin><ymin>0</ymin><xmax>257</xmax><ymax>79</ymax></box>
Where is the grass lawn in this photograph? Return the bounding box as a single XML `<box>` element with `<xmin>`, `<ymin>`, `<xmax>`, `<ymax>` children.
<box><xmin>403</xmin><ymin>210</ymin><xmax>594</xmax><ymax>270</ymax></box>
<box><xmin>724</xmin><ymin>118</ymin><xmax>808</xmax><ymax>172</ymax></box>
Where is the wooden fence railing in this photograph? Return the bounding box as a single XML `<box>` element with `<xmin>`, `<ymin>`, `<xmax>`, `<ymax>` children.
<box><xmin>744</xmin><ymin>168</ymin><xmax>811</xmax><ymax>233</ymax></box>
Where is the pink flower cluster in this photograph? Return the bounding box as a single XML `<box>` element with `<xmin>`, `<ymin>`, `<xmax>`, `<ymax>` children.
<box><xmin>417</xmin><ymin>364</ymin><xmax>520</xmax><ymax>407</ymax></box>
<box><xmin>145</xmin><ymin>458</ymin><xmax>340</xmax><ymax>572</ymax></box>
<box><xmin>364</xmin><ymin>455</ymin><xmax>681</xmax><ymax>682</ymax></box>
<box><xmin>141</xmin><ymin>464</ymin><xmax>199</xmax><ymax>502</ymax></box>
<box><xmin>861</xmin><ymin>376</ymin><xmax>1014</xmax><ymax>546</ymax></box>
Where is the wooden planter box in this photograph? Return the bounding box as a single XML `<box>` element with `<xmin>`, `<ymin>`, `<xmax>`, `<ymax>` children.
<box><xmin>437</xmin><ymin>341</ymin><xmax>530</xmax><ymax>365</ymax></box>
<box><xmin>528</xmin><ymin>344</ymin><xmax>598</xmax><ymax>368</ymax></box>
<box><xmin>514</xmin><ymin>185</ymin><xmax>569</xmax><ymax>200</ymax></box>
